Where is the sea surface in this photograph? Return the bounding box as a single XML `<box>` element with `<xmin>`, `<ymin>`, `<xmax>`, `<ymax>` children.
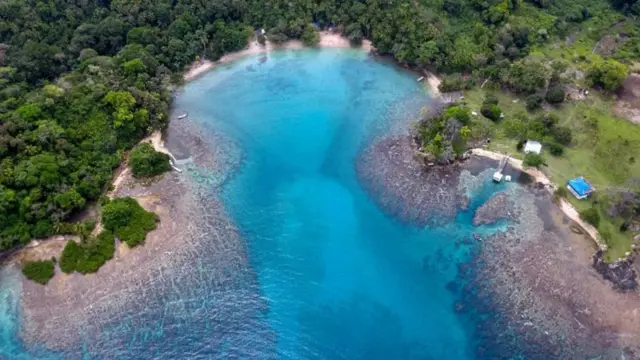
<box><xmin>0</xmin><ymin>49</ymin><xmax>509</xmax><ymax>359</ymax></box>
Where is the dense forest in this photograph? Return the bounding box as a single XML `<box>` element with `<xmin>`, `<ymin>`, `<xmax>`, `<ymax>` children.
<box><xmin>1</xmin><ymin>0</ymin><xmax>640</xmax><ymax>252</ymax></box>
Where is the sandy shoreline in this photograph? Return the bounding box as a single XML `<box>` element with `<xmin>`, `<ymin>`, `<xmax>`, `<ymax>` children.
<box><xmin>184</xmin><ymin>31</ymin><xmax>373</xmax><ymax>82</ymax></box>
<box><xmin>470</xmin><ymin>148</ymin><xmax>606</xmax><ymax>250</ymax></box>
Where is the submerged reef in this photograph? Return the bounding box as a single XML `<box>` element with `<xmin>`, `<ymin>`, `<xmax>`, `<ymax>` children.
<box><xmin>472</xmin><ymin>192</ymin><xmax>515</xmax><ymax>226</ymax></box>
<box><xmin>356</xmin><ymin>135</ymin><xmax>465</xmax><ymax>227</ymax></box>
<box><xmin>357</xmin><ymin>135</ymin><xmax>640</xmax><ymax>359</ymax></box>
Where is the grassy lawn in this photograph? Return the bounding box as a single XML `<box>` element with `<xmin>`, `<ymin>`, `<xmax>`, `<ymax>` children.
<box><xmin>463</xmin><ymin>88</ymin><xmax>640</xmax><ymax>261</ymax></box>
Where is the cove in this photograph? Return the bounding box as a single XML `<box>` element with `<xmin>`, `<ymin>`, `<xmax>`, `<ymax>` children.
<box><xmin>175</xmin><ymin>48</ymin><xmax>492</xmax><ymax>359</ymax></box>
<box><xmin>0</xmin><ymin>48</ymin><xmax>509</xmax><ymax>359</ymax></box>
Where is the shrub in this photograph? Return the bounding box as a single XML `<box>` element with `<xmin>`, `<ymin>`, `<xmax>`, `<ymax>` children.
<box><xmin>59</xmin><ymin>240</ymin><xmax>83</xmax><ymax>273</ymax></box>
<box><xmin>586</xmin><ymin>57</ymin><xmax>629</xmax><ymax>92</ymax></box>
<box><xmin>481</xmin><ymin>103</ymin><xmax>502</xmax><ymax>121</ymax></box>
<box><xmin>551</xmin><ymin>126</ymin><xmax>572</xmax><ymax>145</ymax></box>
<box><xmin>301</xmin><ymin>25</ymin><xmax>320</xmax><ymax>46</ymax></box>
<box><xmin>59</xmin><ymin>232</ymin><xmax>116</xmax><ymax>274</ymax></box>
<box><xmin>525</xmin><ymin>93</ymin><xmax>543</xmax><ymax>110</ymax></box>
<box><xmin>547</xmin><ymin>142</ymin><xmax>564</xmax><ymax>156</ymax></box>
<box><xmin>580</xmin><ymin>208</ymin><xmax>600</xmax><ymax>227</ymax></box>
<box><xmin>102</xmin><ymin>197</ymin><xmax>158</xmax><ymax>247</ymax></box>
<box><xmin>545</xmin><ymin>85</ymin><xmax>565</xmax><ymax>104</ymax></box>
<box><xmin>439</xmin><ymin>74</ymin><xmax>474</xmax><ymax>92</ymax></box>
<box><xmin>129</xmin><ymin>143</ymin><xmax>171</xmax><ymax>178</ymax></box>
<box><xmin>444</xmin><ymin>105</ymin><xmax>471</xmax><ymax>124</ymax></box>
<box><xmin>523</xmin><ymin>153</ymin><xmax>544</xmax><ymax>168</ymax></box>
<box><xmin>22</xmin><ymin>260</ymin><xmax>55</xmax><ymax>285</ymax></box>
<box><xmin>507</xmin><ymin>59</ymin><xmax>550</xmax><ymax>94</ymax></box>
<box><xmin>554</xmin><ymin>186</ymin><xmax>568</xmax><ymax>199</ymax></box>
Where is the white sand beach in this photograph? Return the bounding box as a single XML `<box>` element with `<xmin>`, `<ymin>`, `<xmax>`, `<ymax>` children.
<box><xmin>424</xmin><ymin>71</ymin><xmax>441</xmax><ymax>97</ymax></box>
<box><xmin>184</xmin><ymin>31</ymin><xmax>372</xmax><ymax>82</ymax></box>
<box><xmin>471</xmin><ymin>148</ymin><xmax>606</xmax><ymax>250</ymax></box>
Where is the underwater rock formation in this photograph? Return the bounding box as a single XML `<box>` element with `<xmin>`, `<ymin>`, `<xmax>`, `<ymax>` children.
<box><xmin>356</xmin><ymin>135</ymin><xmax>463</xmax><ymax>227</ymax></box>
<box><xmin>473</xmin><ymin>192</ymin><xmax>513</xmax><ymax>226</ymax></box>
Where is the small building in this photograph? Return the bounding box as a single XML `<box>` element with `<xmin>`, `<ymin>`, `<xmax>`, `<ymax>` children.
<box><xmin>524</xmin><ymin>140</ymin><xmax>542</xmax><ymax>155</ymax></box>
<box><xmin>567</xmin><ymin>177</ymin><xmax>595</xmax><ymax>200</ymax></box>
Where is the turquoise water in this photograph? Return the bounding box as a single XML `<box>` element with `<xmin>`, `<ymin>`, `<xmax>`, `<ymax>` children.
<box><xmin>178</xmin><ymin>49</ymin><xmax>487</xmax><ymax>359</ymax></box>
<box><xmin>0</xmin><ymin>49</ymin><xmax>506</xmax><ymax>359</ymax></box>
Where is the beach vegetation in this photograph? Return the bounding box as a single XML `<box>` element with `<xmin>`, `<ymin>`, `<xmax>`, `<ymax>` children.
<box><xmin>129</xmin><ymin>143</ymin><xmax>171</xmax><ymax>178</ymax></box>
<box><xmin>22</xmin><ymin>260</ymin><xmax>55</xmax><ymax>285</ymax></box>
<box><xmin>59</xmin><ymin>231</ymin><xmax>115</xmax><ymax>274</ymax></box>
<box><xmin>102</xmin><ymin>197</ymin><xmax>158</xmax><ymax>248</ymax></box>
<box><xmin>302</xmin><ymin>25</ymin><xmax>320</xmax><ymax>47</ymax></box>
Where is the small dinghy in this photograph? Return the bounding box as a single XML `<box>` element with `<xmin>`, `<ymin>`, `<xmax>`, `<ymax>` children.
<box><xmin>473</xmin><ymin>234</ymin><xmax>482</xmax><ymax>241</ymax></box>
<box><xmin>178</xmin><ymin>113</ymin><xmax>188</xmax><ymax>119</ymax></box>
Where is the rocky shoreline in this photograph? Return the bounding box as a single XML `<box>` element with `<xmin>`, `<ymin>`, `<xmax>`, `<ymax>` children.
<box><xmin>356</xmin><ymin>134</ymin><xmax>640</xmax><ymax>358</ymax></box>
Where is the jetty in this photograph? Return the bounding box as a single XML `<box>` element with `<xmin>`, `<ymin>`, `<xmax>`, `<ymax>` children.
<box><xmin>492</xmin><ymin>156</ymin><xmax>509</xmax><ymax>183</ymax></box>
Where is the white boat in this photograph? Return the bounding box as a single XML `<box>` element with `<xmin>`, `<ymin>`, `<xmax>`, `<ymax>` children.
<box><xmin>178</xmin><ymin>113</ymin><xmax>188</xmax><ymax>119</ymax></box>
<box><xmin>417</xmin><ymin>76</ymin><xmax>424</xmax><ymax>82</ymax></box>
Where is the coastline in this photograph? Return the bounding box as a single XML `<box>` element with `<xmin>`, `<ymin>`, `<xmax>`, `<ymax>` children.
<box><xmin>2</xmin><ymin>43</ymin><xmax>639</xmax><ymax>358</ymax></box>
<box><xmin>184</xmin><ymin>31</ymin><xmax>373</xmax><ymax>82</ymax></box>
<box><xmin>470</xmin><ymin>148</ymin><xmax>607</xmax><ymax>250</ymax></box>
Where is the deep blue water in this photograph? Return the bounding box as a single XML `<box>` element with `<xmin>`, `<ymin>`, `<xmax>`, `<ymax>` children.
<box><xmin>0</xmin><ymin>49</ymin><xmax>506</xmax><ymax>359</ymax></box>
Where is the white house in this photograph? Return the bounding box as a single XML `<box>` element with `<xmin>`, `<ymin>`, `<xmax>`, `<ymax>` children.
<box><xmin>524</xmin><ymin>140</ymin><xmax>542</xmax><ymax>155</ymax></box>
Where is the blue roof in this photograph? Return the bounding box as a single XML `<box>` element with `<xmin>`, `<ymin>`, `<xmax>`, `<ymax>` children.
<box><xmin>568</xmin><ymin>177</ymin><xmax>594</xmax><ymax>196</ymax></box>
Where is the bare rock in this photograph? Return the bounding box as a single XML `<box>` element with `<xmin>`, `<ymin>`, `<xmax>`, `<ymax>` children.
<box><xmin>592</xmin><ymin>250</ymin><xmax>638</xmax><ymax>292</ymax></box>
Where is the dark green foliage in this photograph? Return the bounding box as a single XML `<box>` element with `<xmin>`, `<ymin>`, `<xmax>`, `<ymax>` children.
<box><xmin>545</xmin><ymin>85</ymin><xmax>566</xmax><ymax>104</ymax></box>
<box><xmin>444</xmin><ymin>106</ymin><xmax>472</xmax><ymax>125</ymax></box>
<box><xmin>301</xmin><ymin>25</ymin><xmax>320</xmax><ymax>46</ymax></box>
<box><xmin>22</xmin><ymin>260</ymin><xmax>55</xmax><ymax>285</ymax></box>
<box><xmin>580</xmin><ymin>208</ymin><xmax>601</xmax><ymax>227</ymax></box>
<box><xmin>551</xmin><ymin>126</ymin><xmax>573</xmax><ymax>145</ymax></box>
<box><xmin>547</xmin><ymin>142</ymin><xmax>564</xmax><ymax>156</ymax></box>
<box><xmin>417</xmin><ymin>104</ymin><xmax>471</xmax><ymax>162</ymax></box>
<box><xmin>526</xmin><ymin>93</ymin><xmax>544</xmax><ymax>110</ymax></box>
<box><xmin>59</xmin><ymin>232</ymin><xmax>115</xmax><ymax>274</ymax></box>
<box><xmin>439</xmin><ymin>75</ymin><xmax>474</xmax><ymax>93</ymax></box>
<box><xmin>481</xmin><ymin>93</ymin><xmax>502</xmax><ymax>121</ymax></box>
<box><xmin>482</xmin><ymin>104</ymin><xmax>502</xmax><ymax>121</ymax></box>
<box><xmin>507</xmin><ymin>59</ymin><xmax>550</xmax><ymax>94</ymax></box>
<box><xmin>129</xmin><ymin>143</ymin><xmax>171</xmax><ymax>178</ymax></box>
<box><xmin>587</xmin><ymin>56</ymin><xmax>629</xmax><ymax>92</ymax></box>
<box><xmin>102</xmin><ymin>197</ymin><xmax>158</xmax><ymax>247</ymax></box>
<box><xmin>554</xmin><ymin>186</ymin><xmax>568</xmax><ymax>199</ymax></box>
<box><xmin>523</xmin><ymin>153</ymin><xmax>545</xmax><ymax>167</ymax></box>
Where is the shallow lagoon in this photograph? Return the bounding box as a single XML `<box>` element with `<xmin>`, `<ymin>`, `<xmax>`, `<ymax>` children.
<box><xmin>175</xmin><ymin>49</ymin><xmax>499</xmax><ymax>359</ymax></box>
<box><xmin>1</xmin><ymin>49</ymin><xmax>510</xmax><ymax>359</ymax></box>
